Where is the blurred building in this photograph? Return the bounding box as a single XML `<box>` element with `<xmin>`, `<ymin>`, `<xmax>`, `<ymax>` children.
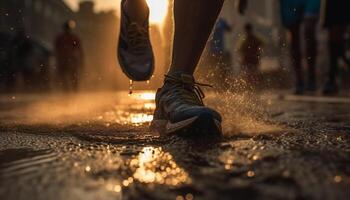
<box><xmin>74</xmin><ymin>1</ymin><xmax>119</xmax><ymax>90</ymax></box>
<box><xmin>0</xmin><ymin>0</ymin><xmax>73</xmax><ymax>48</ymax></box>
<box><xmin>0</xmin><ymin>0</ymin><xmax>73</xmax><ymax>91</ymax></box>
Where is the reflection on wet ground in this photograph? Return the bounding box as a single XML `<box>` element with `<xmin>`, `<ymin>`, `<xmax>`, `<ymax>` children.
<box><xmin>0</xmin><ymin>91</ymin><xmax>350</xmax><ymax>200</ymax></box>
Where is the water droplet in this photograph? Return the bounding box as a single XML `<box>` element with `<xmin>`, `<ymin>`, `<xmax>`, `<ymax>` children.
<box><xmin>282</xmin><ymin>170</ymin><xmax>290</xmax><ymax>177</ymax></box>
<box><xmin>185</xmin><ymin>193</ymin><xmax>194</xmax><ymax>200</ymax></box>
<box><xmin>247</xmin><ymin>170</ymin><xmax>255</xmax><ymax>177</ymax></box>
<box><xmin>129</xmin><ymin>80</ymin><xmax>134</xmax><ymax>95</ymax></box>
<box><xmin>114</xmin><ymin>185</ymin><xmax>121</xmax><ymax>192</ymax></box>
<box><xmin>176</xmin><ymin>196</ymin><xmax>184</xmax><ymax>200</ymax></box>
<box><xmin>334</xmin><ymin>175</ymin><xmax>342</xmax><ymax>183</ymax></box>
<box><xmin>252</xmin><ymin>155</ymin><xmax>260</xmax><ymax>161</ymax></box>
<box><xmin>122</xmin><ymin>180</ymin><xmax>129</xmax><ymax>187</ymax></box>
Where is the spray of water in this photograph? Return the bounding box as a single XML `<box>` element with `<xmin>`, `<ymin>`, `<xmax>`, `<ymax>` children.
<box><xmin>197</xmin><ymin>62</ymin><xmax>283</xmax><ymax>136</ymax></box>
<box><xmin>1</xmin><ymin>86</ymin><xmax>281</xmax><ymax>137</ymax></box>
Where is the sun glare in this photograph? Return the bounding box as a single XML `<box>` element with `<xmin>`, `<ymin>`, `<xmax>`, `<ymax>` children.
<box><xmin>146</xmin><ymin>0</ymin><xmax>169</xmax><ymax>24</ymax></box>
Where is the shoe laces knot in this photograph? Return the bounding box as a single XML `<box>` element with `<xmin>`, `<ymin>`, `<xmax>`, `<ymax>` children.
<box><xmin>127</xmin><ymin>22</ymin><xmax>148</xmax><ymax>54</ymax></box>
<box><xmin>165</xmin><ymin>74</ymin><xmax>213</xmax><ymax>105</ymax></box>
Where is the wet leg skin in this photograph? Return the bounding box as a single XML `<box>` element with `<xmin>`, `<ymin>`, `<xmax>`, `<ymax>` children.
<box><xmin>124</xmin><ymin>0</ymin><xmax>149</xmax><ymax>25</ymax></box>
<box><xmin>287</xmin><ymin>24</ymin><xmax>303</xmax><ymax>87</ymax></box>
<box><xmin>123</xmin><ymin>0</ymin><xmax>224</xmax><ymax>76</ymax></box>
<box><xmin>169</xmin><ymin>0</ymin><xmax>225</xmax><ymax>75</ymax></box>
<box><xmin>304</xmin><ymin>18</ymin><xmax>317</xmax><ymax>86</ymax></box>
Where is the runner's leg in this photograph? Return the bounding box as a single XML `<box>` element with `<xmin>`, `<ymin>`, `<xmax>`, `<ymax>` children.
<box><xmin>168</xmin><ymin>0</ymin><xmax>225</xmax><ymax>75</ymax></box>
<box><xmin>288</xmin><ymin>24</ymin><xmax>303</xmax><ymax>93</ymax></box>
<box><xmin>123</xmin><ymin>0</ymin><xmax>224</xmax><ymax>76</ymax></box>
<box><xmin>124</xmin><ymin>0</ymin><xmax>149</xmax><ymax>25</ymax></box>
<box><xmin>151</xmin><ymin>0</ymin><xmax>225</xmax><ymax>135</ymax></box>
<box><xmin>328</xmin><ymin>25</ymin><xmax>346</xmax><ymax>84</ymax></box>
<box><xmin>304</xmin><ymin>17</ymin><xmax>317</xmax><ymax>89</ymax></box>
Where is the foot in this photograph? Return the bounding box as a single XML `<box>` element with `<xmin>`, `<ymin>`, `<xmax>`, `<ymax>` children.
<box><xmin>323</xmin><ymin>81</ymin><xmax>338</xmax><ymax>95</ymax></box>
<box><xmin>117</xmin><ymin>0</ymin><xmax>154</xmax><ymax>81</ymax></box>
<box><xmin>151</xmin><ymin>73</ymin><xmax>222</xmax><ymax>137</ymax></box>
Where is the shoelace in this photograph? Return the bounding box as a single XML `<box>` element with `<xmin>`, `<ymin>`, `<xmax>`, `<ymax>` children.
<box><xmin>127</xmin><ymin>23</ymin><xmax>149</xmax><ymax>54</ymax></box>
<box><xmin>164</xmin><ymin>74</ymin><xmax>213</xmax><ymax>105</ymax></box>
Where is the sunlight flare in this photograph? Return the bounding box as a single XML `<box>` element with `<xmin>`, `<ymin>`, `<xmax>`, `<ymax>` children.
<box><xmin>146</xmin><ymin>0</ymin><xmax>169</xmax><ymax>24</ymax></box>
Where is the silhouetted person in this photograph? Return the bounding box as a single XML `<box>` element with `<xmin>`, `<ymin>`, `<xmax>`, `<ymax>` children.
<box><xmin>322</xmin><ymin>0</ymin><xmax>350</xmax><ymax>95</ymax></box>
<box><xmin>10</xmin><ymin>31</ymin><xmax>34</xmax><ymax>89</ymax></box>
<box><xmin>239</xmin><ymin>0</ymin><xmax>321</xmax><ymax>94</ymax></box>
<box><xmin>238</xmin><ymin>23</ymin><xmax>263</xmax><ymax>87</ymax></box>
<box><xmin>280</xmin><ymin>0</ymin><xmax>321</xmax><ymax>94</ymax></box>
<box><xmin>55</xmin><ymin>20</ymin><xmax>83</xmax><ymax>92</ymax></box>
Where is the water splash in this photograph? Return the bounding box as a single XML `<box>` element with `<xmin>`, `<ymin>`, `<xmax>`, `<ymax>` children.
<box><xmin>129</xmin><ymin>80</ymin><xmax>134</xmax><ymax>95</ymax></box>
<box><xmin>0</xmin><ymin>88</ymin><xmax>281</xmax><ymax>135</ymax></box>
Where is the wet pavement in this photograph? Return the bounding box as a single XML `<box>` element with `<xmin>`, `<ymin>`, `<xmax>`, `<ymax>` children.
<box><xmin>0</xmin><ymin>91</ymin><xmax>349</xmax><ymax>200</ymax></box>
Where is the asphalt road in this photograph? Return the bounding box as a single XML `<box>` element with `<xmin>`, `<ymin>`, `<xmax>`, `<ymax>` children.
<box><xmin>0</xmin><ymin>91</ymin><xmax>349</xmax><ymax>200</ymax></box>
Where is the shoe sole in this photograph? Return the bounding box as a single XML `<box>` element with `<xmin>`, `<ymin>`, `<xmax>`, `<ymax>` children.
<box><xmin>151</xmin><ymin>116</ymin><xmax>222</xmax><ymax>137</ymax></box>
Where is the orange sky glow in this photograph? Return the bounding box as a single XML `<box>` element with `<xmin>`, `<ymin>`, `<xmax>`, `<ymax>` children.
<box><xmin>64</xmin><ymin>0</ymin><xmax>169</xmax><ymax>24</ymax></box>
<box><xmin>64</xmin><ymin>0</ymin><xmax>118</xmax><ymax>11</ymax></box>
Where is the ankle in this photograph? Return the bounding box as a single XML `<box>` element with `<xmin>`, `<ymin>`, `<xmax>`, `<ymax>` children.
<box><xmin>124</xmin><ymin>0</ymin><xmax>149</xmax><ymax>25</ymax></box>
<box><xmin>167</xmin><ymin>69</ymin><xmax>193</xmax><ymax>78</ymax></box>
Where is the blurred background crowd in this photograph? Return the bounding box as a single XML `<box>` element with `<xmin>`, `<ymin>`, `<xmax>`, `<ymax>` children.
<box><xmin>0</xmin><ymin>0</ymin><xmax>349</xmax><ymax>95</ymax></box>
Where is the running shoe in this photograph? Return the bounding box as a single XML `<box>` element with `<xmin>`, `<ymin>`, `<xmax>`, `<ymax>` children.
<box><xmin>151</xmin><ymin>73</ymin><xmax>222</xmax><ymax>136</ymax></box>
<box><xmin>117</xmin><ymin>0</ymin><xmax>154</xmax><ymax>81</ymax></box>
